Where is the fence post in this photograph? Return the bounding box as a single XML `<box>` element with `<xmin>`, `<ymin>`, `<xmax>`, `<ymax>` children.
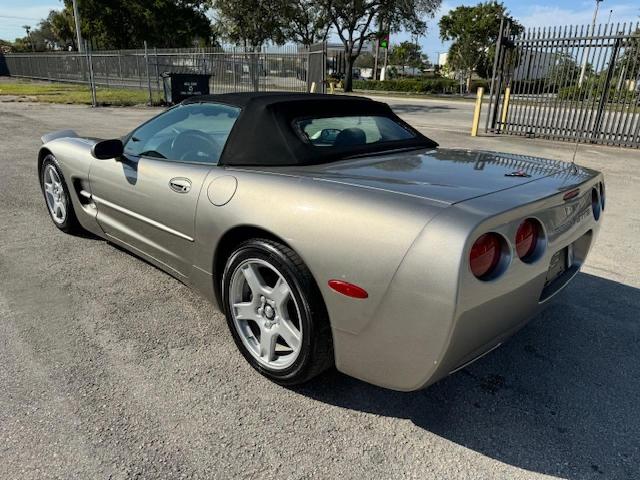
<box><xmin>487</xmin><ymin>16</ymin><xmax>506</xmax><ymax>132</ymax></box>
<box><xmin>500</xmin><ymin>86</ymin><xmax>511</xmax><ymax>128</ymax></box>
<box><xmin>85</xmin><ymin>40</ymin><xmax>97</xmax><ymax>107</ymax></box>
<box><xmin>154</xmin><ymin>47</ymin><xmax>160</xmax><ymax>93</ymax></box>
<box><xmin>471</xmin><ymin>87</ymin><xmax>484</xmax><ymax>136</ymax></box>
<box><xmin>232</xmin><ymin>47</ymin><xmax>237</xmax><ymax>91</ymax></box>
<box><xmin>144</xmin><ymin>41</ymin><xmax>153</xmax><ymax>105</ymax></box>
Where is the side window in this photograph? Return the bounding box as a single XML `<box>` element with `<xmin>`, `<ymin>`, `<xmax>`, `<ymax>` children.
<box><xmin>124</xmin><ymin>103</ymin><xmax>240</xmax><ymax>164</ymax></box>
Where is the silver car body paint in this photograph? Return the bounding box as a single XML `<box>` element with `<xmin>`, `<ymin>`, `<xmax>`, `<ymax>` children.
<box><xmin>39</xmin><ymin>136</ymin><xmax>602</xmax><ymax>391</ymax></box>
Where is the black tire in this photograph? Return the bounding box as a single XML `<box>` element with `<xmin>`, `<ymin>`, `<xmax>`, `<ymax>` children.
<box><xmin>222</xmin><ymin>238</ymin><xmax>333</xmax><ymax>385</ymax></box>
<box><xmin>40</xmin><ymin>155</ymin><xmax>82</xmax><ymax>234</ymax></box>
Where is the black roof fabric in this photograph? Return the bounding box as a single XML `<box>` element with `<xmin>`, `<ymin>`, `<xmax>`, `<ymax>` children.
<box><xmin>183</xmin><ymin>93</ymin><xmax>438</xmax><ymax>166</ymax></box>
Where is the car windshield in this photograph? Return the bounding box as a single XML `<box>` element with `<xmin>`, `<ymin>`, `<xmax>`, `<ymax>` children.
<box><xmin>295</xmin><ymin>115</ymin><xmax>415</xmax><ymax>148</ymax></box>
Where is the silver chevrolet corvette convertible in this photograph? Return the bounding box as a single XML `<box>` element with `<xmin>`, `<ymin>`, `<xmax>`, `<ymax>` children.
<box><xmin>38</xmin><ymin>93</ymin><xmax>604</xmax><ymax>391</ymax></box>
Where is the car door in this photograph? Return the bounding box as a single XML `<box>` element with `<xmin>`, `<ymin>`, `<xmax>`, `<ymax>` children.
<box><xmin>89</xmin><ymin>102</ymin><xmax>241</xmax><ymax>278</ymax></box>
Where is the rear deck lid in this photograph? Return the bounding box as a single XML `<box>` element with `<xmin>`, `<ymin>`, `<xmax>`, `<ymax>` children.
<box><xmin>266</xmin><ymin>148</ymin><xmax>576</xmax><ymax>205</ymax></box>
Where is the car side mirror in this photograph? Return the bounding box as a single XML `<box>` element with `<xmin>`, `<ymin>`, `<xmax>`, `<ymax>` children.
<box><xmin>91</xmin><ymin>139</ymin><xmax>124</xmax><ymax>159</ymax></box>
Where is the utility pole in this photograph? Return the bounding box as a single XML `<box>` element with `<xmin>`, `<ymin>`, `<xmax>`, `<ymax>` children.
<box><xmin>373</xmin><ymin>38</ymin><xmax>380</xmax><ymax>80</ymax></box>
<box><xmin>381</xmin><ymin>41</ymin><xmax>389</xmax><ymax>81</ymax></box>
<box><xmin>72</xmin><ymin>0</ymin><xmax>84</xmax><ymax>53</ymax></box>
<box><xmin>373</xmin><ymin>16</ymin><xmax>380</xmax><ymax>80</ymax></box>
<box><xmin>578</xmin><ymin>0</ymin><xmax>603</xmax><ymax>87</ymax></box>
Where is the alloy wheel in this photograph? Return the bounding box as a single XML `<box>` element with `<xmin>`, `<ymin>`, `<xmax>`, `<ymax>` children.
<box><xmin>43</xmin><ymin>164</ymin><xmax>67</xmax><ymax>224</ymax></box>
<box><xmin>229</xmin><ymin>258</ymin><xmax>303</xmax><ymax>370</ymax></box>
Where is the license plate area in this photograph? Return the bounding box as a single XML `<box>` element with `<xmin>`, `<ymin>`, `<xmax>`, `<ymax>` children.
<box><xmin>545</xmin><ymin>247</ymin><xmax>569</xmax><ymax>286</ymax></box>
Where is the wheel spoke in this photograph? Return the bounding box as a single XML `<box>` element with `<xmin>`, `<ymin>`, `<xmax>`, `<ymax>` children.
<box><xmin>277</xmin><ymin>317</ymin><xmax>301</xmax><ymax>350</ymax></box>
<box><xmin>242</xmin><ymin>263</ymin><xmax>267</xmax><ymax>296</ymax></box>
<box><xmin>259</xmin><ymin>328</ymin><xmax>278</xmax><ymax>361</ymax></box>
<box><xmin>44</xmin><ymin>183</ymin><xmax>54</xmax><ymax>194</ymax></box>
<box><xmin>270</xmin><ymin>276</ymin><xmax>291</xmax><ymax>312</ymax></box>
<box><xmin>233</xmin><ymin>301</ymin><xmax>258</xmax><ymax>321</ymax></box>
<box><xmin>57</xmin><ymin>200</ymin><xmax>66</xmax><ymax>219</ymax></box>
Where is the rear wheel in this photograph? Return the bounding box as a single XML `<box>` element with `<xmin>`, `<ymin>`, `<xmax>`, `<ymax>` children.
<box><xmin>40</xmin><ymin>155</ymin><xmax>81</xmax><ymax>234</ymax></box>
<box><xmin>222</xmin><ymin>239</ymin><xmax>333</xmax><ymax>385</ymax></box>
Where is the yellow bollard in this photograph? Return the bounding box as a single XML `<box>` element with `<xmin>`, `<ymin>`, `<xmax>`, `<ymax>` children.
<box><xmin>500</xmin><ymin>86</ymin><xmax>511</xmax><ymax>128</ymax></box>
<box><xmin>471</xmin><ymin>87</ymin><xmax>484</xmax><ymax>137</ymax></box>
<box><xmin>329</xmin><ymin>82</ymin><xmax>335</xmax><ymax>94</ymax></box>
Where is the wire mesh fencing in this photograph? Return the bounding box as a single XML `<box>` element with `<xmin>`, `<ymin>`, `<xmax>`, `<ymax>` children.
<box><xmin>3</xmin><ymin>44</ymin><xmax>317</xmax><ymax>105</ymax></box>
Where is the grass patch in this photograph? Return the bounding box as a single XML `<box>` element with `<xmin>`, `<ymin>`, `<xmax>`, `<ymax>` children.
<box><xmin>0</xmin><ymin>79</ymin><xmax>163</xmax><ymax>106</ymax></box>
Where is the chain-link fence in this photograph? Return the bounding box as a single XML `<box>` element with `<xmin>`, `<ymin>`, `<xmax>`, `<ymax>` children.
<box><xmin>3</xmin><ymin>43</ymin><xmax>320</xmax><ymax>105</ymax></box>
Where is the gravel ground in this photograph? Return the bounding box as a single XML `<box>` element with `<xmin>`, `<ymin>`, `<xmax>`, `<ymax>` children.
<box><xmin>1</xmin><ymin>98</ymin><xmax>639</xmax><ymax>480</ymax></box>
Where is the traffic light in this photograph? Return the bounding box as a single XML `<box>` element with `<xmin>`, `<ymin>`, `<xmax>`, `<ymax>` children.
<box><xmin>379</xmin><ymin>32</ymin><xmax>390</xmax><ymax>49</ymax></box>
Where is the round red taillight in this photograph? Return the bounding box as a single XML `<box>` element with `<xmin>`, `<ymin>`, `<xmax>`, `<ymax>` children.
<box><xmin>470</xmin><ymin>233</ymin><xmax>502</xmax><ymax>279</ymax></box>
<box><xmin>515</xmin><ymin>219</ymin><xmax>539</xmax><ymax>261</ymax></box>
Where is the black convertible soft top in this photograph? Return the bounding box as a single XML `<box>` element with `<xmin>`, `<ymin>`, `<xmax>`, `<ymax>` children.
<box><xmin>182</xmin><ymin>92</ymin><xmax>438</xmax><ymax>166</ymax></box>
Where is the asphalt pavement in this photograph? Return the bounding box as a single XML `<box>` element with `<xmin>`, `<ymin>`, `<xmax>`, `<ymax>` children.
<box><xmin>1</xmin><ymin>97</ymin><xmax>639</xmax><ymax>480</ymax></box>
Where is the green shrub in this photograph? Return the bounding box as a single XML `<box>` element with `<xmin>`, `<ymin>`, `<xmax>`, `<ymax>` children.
<box><xmin>557</xmin><ymin>82</ymin><xmax>638</xmax><ymax>103</ymax></box>
<box><xmin>352</xmin><ymin>78</ymin><xmax>458</xmax><ymax>94</ymax></box>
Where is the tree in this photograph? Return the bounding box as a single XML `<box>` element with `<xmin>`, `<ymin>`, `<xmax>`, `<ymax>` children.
<box><xmin>212</xmin><ymin>0</ymin><xmax>285</xmax><ymax>48</ymax></box>
<box><xmin>439</xmin><ymin>1</ymin><xmax>522</xmax><ymax>92</ymax></box>
<box><xmin>388</xmin><ymin>41</ymin><xmax>429</xmax><ymax>74</ymax></box>
<box><xmin>354</xmin><ymin>52</ymin><xmax>375</xmax><ymax>68</ymax></box>
<box><xmin>48</xmin><ymin>9</ymin><xmax>77</xmax><ymax>50</ymax></box>
<box><xmin>614</xmin><ymin>29</ymin><xmax>640</xmax><ymax>86</ymax></box>
<box><xmin>66</xmin><ymin>0</ymin><xmax>214</xmax><ymax>49</ymax></box>
<box><xmin>323</xmin><ymin>0</ymin><xmax>441</xmax><ymax>92</ymax></box>
<box><xmin>0</xmin><ymin>39</ymin><xmax>13</xmax><ymax>54</ymax></box>
<box><xmin>9</xmin><ymin>2</ymin><xmax>215</xmax><ymax>51</ymax></box>
<box><xmin>281</xmin><ymin>0</ymin><xmax>331</xmax><ymax>47</ymax></box>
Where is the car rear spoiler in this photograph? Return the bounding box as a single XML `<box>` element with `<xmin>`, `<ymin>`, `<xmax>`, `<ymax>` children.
<box><xmin>41</xmin><ymin>129</ymin><xmax>78</xmax><ymax>144</ymax></box>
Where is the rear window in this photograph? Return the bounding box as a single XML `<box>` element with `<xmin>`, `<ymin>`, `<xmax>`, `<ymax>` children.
<box><xmin>295</xmin><ymin>115</ymin><xmax>415</xmax><ymax>148</ymax></box>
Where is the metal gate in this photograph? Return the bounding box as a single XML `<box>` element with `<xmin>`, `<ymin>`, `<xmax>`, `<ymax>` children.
<box><xmin>487</xmin><ymin>20</ymin><xmax>640</xmax><ymax>148</ymax></box>
<box><xmin>307</xmin><ymin>42</ymin><xmax>326</xmax><ymax>93</ymax></box>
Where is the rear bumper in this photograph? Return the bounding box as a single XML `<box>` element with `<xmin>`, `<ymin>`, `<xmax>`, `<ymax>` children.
<box><xmin>332</xmin><ymin>174</ymin><xmax>603</xmax><ymax>391</ymax></box>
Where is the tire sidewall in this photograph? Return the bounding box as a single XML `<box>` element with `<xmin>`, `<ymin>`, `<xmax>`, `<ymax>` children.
<box><xmin>222</xmin><ymin>240</ymin><xmax>318</xmax><ymax>384</ymax></box>
<box><xmin>40</xmin><ymin>155</ymin><xmax>74</xmax><ymax>231</ymax></box>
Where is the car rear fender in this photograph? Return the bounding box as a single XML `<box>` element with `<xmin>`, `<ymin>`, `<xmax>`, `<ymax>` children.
<box><xmin>190</xmin><ymin>169</ymin><xmax>448</xmax><ymax>334</ymax></box>
<box><xmin>332</xmin><ymin>167</ymin><xmax>604</xmax><ymax>391</ymax></box>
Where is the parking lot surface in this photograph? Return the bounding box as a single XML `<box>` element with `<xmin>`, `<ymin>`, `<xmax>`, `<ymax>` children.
<box><xmin>1</xmin><ymin>98</ymin><xmax>638</xmax><ymax>480</ymax></box>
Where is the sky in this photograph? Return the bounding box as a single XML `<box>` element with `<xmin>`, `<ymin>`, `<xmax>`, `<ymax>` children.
<box><xmin>1</xmin><ymin>0</ymin><xmax>639</xmax><ymax>61</ymax></box>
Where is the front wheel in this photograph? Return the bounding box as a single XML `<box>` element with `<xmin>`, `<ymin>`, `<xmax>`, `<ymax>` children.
<box><xmin>222</xmin><ymin>239</ymin><xmax>333</xmax><ymax>385</ymax></box>
<box><xmin>40</xmin><ymin>155</ymin><xmax>81</xmax><ymax>234</ymax></box>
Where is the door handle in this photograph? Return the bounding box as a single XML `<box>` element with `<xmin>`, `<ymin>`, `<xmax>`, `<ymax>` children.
<box><xmin>169</xmin><ymin>177</ymin><xmax>192</xmax><ymax>194</ymax></box>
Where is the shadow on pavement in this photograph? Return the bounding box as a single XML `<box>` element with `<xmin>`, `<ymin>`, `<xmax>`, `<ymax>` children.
<box><xmin>389</xmin><ymin>104</ymin><xmax>454</xmax><ymax>114</ymax></box>
<box><xmin>297</xmin><ymin>273</ymin><xmax>639</xmax><ymax>479</ymax></box>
